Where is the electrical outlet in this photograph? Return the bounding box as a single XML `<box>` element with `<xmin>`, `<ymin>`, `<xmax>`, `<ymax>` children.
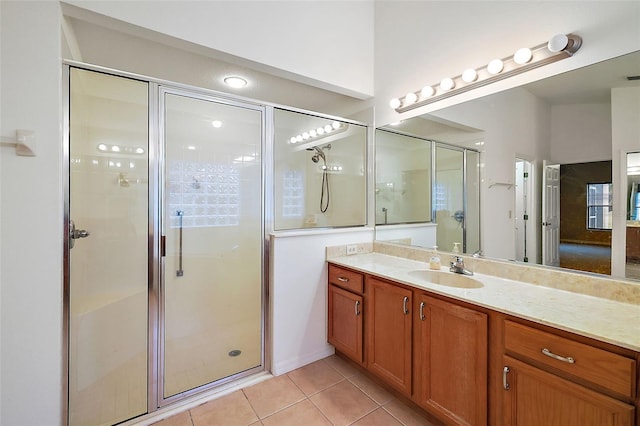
<box><xmin>346</xmin><ymin>244</ymin><xmax>358</xmax><ymax>255</ymax></box>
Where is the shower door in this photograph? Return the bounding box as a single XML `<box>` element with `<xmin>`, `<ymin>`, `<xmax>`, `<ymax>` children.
<box><xmin>434</xmin><ymin>145</ymin><xmax>465</xmax><ymax>252</ymax></box>
<box><xmin>67</xmin><ymin>68</ymin><xmax>150</xmax><ymax>425</ymax></box>
<box><xmin>161</xmin><ymin>90</ymin><xmax>264</xmax><ymax>400</ymax></box>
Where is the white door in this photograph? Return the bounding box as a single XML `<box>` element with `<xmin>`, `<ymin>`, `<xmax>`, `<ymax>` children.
<box><xmin>542</xmin><ymin>161</ymin><xmax>560</xmax><ymax>266</ymax></box>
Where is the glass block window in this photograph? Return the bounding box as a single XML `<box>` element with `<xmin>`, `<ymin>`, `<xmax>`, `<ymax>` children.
<box><xmin>282</xmin><ymin>170</ymin><xmax>304</xmax><ymax>218</ymax></box>
<box><xmin>168</xmin><ymin>161</ymin><xmax>239</xmax><ymax>228</ymax></box>
<box><xmin>587</xmin><ymin>183</ymin><xmax>612</xmax><ymax>230</ymax></box>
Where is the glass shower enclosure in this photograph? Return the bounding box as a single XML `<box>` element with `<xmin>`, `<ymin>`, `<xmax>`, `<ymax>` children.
<box><xmin>66</xmin><ymin>67</ymin><xmax>265</xmax><ymax>425</ymax></box>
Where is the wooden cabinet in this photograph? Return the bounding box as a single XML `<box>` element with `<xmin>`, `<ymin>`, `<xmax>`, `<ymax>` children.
<box><xmin>626</xmin><ymin>226</ymin><xmax>640</xmax><ymax>262</ymax></box>
<box><xmin>328</xmin><ymin>265</ymin><xmax>364</xmax><ymax>365</ymax></box>
<box><xmin>366</xmin><ymin>277</ymin><xmax>413</xmax><ymax>396</ymax></box>
<box><xmin>503</xmin><ymin>320</ymin><xmax>636</xmax><ymax>426</ymax></box>
<box><xmin>503</xmin><ymin>356</ymin><xmax>634</xmax><ymax>426</ymax></box>
<box><xmin>327</xmin><ymin>261</ymin><xmax>640</xmax><ymax>426</ymax></box>
<box><xmin>414</xmin><ymin>293</ymin><xmax>488</xmax><ymax>426</ymax></box>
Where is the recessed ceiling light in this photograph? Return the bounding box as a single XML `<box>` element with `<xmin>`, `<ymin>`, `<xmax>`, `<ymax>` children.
<box><xmin>224</xmin><ymin>76</ymin><xmax>248</xmax><ymax>88</ymax></box>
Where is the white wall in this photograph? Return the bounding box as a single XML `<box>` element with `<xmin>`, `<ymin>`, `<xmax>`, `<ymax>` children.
<box><xmin>375</xmin><ymin>1</ymin><xmax>640</xmax><ymax>127</ymax></box>
<box><xmin>64</xmin><ymin>0</ymin><xmax>375</xmax><ymax>99</ymax></box>
<box><xmin>0</xmin><ymin>2</ymin><xmax>63</xmax><ymax>425</ymax></box>
<box><xmin>550</xmin><ymin>103</ymin><xmax>612</xmax><ymax>164</ymax></box>
<box><xmin>611</xmin><ymin>87</ymin><xmax>640</xmax><ymax>277</ymax></box>
<box><xmin>270</xmin><ymin>229</ymin><xmax>373</xmax><ymax>375</ymax></box>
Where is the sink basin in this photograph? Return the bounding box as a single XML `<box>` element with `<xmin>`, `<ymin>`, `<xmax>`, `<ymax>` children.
<box><xmin>407</xmin><ymin>270</ymin><xmax>483</xmax><ymax>289</ymax></box>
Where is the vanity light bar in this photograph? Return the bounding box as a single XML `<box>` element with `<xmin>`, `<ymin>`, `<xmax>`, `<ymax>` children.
<box><xmin>287</xmin><ymin>121</ymin><xmax>348</xmax><ymax>145</ymax></box>
<box><xmin>390</xmin><ymin>34</ymin><xmax>582</xmax><ymax>114</ymax></box>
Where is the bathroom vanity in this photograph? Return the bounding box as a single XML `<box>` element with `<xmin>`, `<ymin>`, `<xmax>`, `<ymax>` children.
<box><xmin>327</xmin><ymin>244</ymin><xmax>640</xmax><ymax>426</ymax></box>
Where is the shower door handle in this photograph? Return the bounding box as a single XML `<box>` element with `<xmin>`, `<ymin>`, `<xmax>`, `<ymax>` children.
<box><xmin>176</xmin><ymin>210</ymin><xmax>184</xmax><ymax>277</ymax></box>
<box><xmin>69</xmin><ymin>220</ymin><xmax>90</xmax><ymax>249</ymax></box>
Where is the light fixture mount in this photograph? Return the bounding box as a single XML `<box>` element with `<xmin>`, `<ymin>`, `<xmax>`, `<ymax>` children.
<box><xmin>391</xmin><ymin>33</ymin><xmax>582</xmax><ymax>114</ymax></box>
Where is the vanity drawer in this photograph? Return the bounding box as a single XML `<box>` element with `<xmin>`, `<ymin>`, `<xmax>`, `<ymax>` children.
<box><xmin>329</xmin><ymin>265</ymin><xmax>363</xmax><ymax>294</ymax></box>
<box><xmin>504</xmin><ymin>320</ymin><xmax>636</xmax><ymax>398</ymax></box>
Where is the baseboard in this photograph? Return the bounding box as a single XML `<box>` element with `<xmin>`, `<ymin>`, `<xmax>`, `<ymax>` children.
<box><xmin>271</xmin><ymin>346</ymin><xmax>335</xmax><ymax>376</ymax></box>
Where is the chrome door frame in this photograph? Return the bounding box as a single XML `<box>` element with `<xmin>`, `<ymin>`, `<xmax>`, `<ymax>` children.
<box><xmin>62</xmin><ymin>61</ymin><xmax>270</xmax><ymax>422</ymax></box>
<box><xmin>156</xmin><ymin>85</ymin><xmax>267</xmax><ymax>407</ymax></box>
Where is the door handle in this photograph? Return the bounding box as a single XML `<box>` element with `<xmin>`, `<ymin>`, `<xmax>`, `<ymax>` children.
<box><xmin>419</xmin><ymin>301</ymin><xmax>426</xmax><ymax>321</ymax></box>
<box><xmin>355</xmin><ymin>300</ymin><xmax>360</xmax><ymax>316</ymax></box>
<box><xmin>403</xmin><ymin>296</ymin><xmax>409</xmax><ymax>315</ymax></box>
<box><xmin>69</xmin><ymin>220</ymin><xmax>90</xmax><ymax>249</ymax></box>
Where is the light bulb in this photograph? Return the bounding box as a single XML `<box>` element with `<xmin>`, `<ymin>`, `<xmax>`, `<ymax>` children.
<box><xmin>289</xmin><ymin>137</ymin><xmax>297</xmax><ymax>144</ymax></box>
<box><xmin>390</xmin><ymin>98</ymin><xmax>401</xmax><ymax>109</ymax></box>
<box><xmin>97</xmin><ymin>144</ymin><xmax>107</xmax><ymax>151</ymax></box>
<box><xmin>405</xmin><ymin>92</ymin><xmax>418</xmax><ymax>105</ymax></box>
<box><xmin>421</xmin><ymin>86</ymin><xmax>435</xmax><ymax>98</ymax></box>
<box><xmin>296</xmin><ymin>135</ymin><xmax>303</xmax><ymax>142</ymax></box>
<box><xmin>514</xmin><ymin>47</ymin><xmax>533</xmax><ymax>64</ymax></box>
<box><xmin>462</xmin><ymin>68</ymin><xmax>478</xmax><ymax>83</ymax></box>
<box><xmin>309</xmin><ymin>129</ymin><xmax>317</xmax><ymax>137</ymax></box>
<box><xmin>324</xmin><ymin>124</ymin><xmax>333</xmax><ymax>132</ymax></box>
<box><xmin>440</xmin><ymin>78</ymin><xmax>455</xmax><ymax>91</ymax></box>
<box><xmin>211</xmin><ymin>120</ymin><xmax>222</xmax><ymax>128</ymax></box>
<box><xmin>135</xmin><ymin>147</ymin><xmax>144</xmax><ymax>154</ymax></box>
<box><xmin>332</xmin><ymin>121</ymin><xmax>341</xmax><ymax>129</ymax></box>
<box><xmin>111</xmin><ymin>145</ymin><xmax>121</xmax><ymax>152</ymax></box>
<box><xmin>487</xmin><ymin>59</ymin><xmax>504</xmax><ymax>75</ymax></box>
<box><xmin>302</xmin><ymin>132</ymin><xmax>310</xmax><ymax>140</ymax></box>
<box><xmin>317</xmin><ymin>127</ymin><xmax>325</xmax><ymax>135</ymax></box>
<box><xmin>223</xmin><ymin>76</ymin><xmax>248</xmax><ymax>88</ymax></box>
<box><xmin>548</xmin><ymin>34</ymin><xmax>569</xmax><ymax>53</ymax></box>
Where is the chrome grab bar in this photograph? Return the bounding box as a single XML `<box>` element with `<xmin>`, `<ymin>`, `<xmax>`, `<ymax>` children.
<box><xmin>403</xmin><ymin>296</ymin><xmax>409</xmax><ymax>315</ymax></box>
<box><xmin>355</xmin><ymin>300</ymin><xmax>360</xmax><ymax>316</ymax></box>
<box><xmin>542</xmin><ymin>348</ymin><xmax>575</xmax><ymax>364</ymax></box>
<box><xmin>176</xmin><ymin>210</ymin><xmax>184</xmax><ymax>277</ymax></box>
<box><xmin>419</xmin><ymin>302</ymin><xmax>426</xmax><ymax>321</ymax></box>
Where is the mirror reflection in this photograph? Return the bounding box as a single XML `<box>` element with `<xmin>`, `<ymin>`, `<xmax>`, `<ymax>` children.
<box><xmin>627</xmin><ymin>152</ymin><xmax>640</xmax><ymax>280</ymax></box>
<box><xmin>376</xmin><ymin>51</ymin><xmax>640</xmax><ymax>281</ymax></box>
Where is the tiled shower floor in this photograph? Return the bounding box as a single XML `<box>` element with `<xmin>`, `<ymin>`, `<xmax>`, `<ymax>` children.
<box><xmin>152</xmin><ymin>356</ymin><xmax>439</xmax><ymax>426</ymax></box>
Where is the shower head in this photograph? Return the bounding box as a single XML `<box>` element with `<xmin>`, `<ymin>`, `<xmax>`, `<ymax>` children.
<box><xmin>306</xmin><ymin>144</ymin><xmax>331</xmax><ymax>165</ymax></box>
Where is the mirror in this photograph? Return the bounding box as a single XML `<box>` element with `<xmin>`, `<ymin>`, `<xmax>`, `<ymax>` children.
<box><xmin>376</xmin><ymin>51</ymin><xmax>640</xmax><ymax>281</ymax></box>
<box><xmin>627</xmin><ymin>152</ymin><xmax>640</xmax><ymax>279</ymax></box>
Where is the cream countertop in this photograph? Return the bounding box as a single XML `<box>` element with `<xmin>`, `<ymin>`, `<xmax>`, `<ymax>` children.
<box><xmin>328</xmin><ymin>252</ymin><xmax>640</xmax><ymax>352</ymax></box>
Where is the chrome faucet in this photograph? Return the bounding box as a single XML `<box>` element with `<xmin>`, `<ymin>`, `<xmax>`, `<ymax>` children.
<box><xmin>450</xmin><ymin>256</ymin><xmax>474</xmax><ymax>276</ymax></box>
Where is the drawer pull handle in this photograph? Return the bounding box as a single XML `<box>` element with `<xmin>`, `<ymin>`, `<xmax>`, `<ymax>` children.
<box><xmin>542</xmin><ymin>348</ymin><xmax>575</xmax><ymax>364</ymax></box>
<box><xmin>403</xmin><ymin>296</ymin><xmax>409</xmax><ymax>315</ymax></box>
<box><xmin>337</xmin><ymin>276</ymin><xmax>349</xmax><ymax>283</ymax></box>
<box><xmin>419</xmin><ymin>302</ymin><xmax>426</xmax><ymax>321</ymax></box>
<box><xmin>503</xmin><ymin>366</ymin><xmax>510</xmax><ymax>390</ymax></box>
<box><xmin>355</xmin><ymin>300</ymin><xmax>361</xmax><ymax>316</ymax></box>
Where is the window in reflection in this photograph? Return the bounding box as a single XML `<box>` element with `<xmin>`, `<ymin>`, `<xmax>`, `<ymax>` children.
<box><xmin>586</xmin><ymin>183</ymin><xmax>612</xmax><ymax>230</ymax></box>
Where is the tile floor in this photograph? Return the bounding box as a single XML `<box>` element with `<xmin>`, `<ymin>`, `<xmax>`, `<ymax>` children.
<box><xmin>153</xmin><ymin>356</ymin><xmax>439</xmax><ymax>426</ymax></box>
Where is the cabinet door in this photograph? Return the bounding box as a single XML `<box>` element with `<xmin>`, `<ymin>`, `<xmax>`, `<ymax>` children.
<box><xmin>328</xmin><ymin>284</ymin><xmax>363</xmax><ymax>364</ymax></box>
<box><xmin>414</xmin><ymin>294</ymin><xmax>488</xmax><ymax>426</ymax></box>
<box><xmin>366</xmin><ymin>277</ymin><xmax>412</xmax><ymax>395</ymax></box>
<box><xmin>503</xmin><ymin>356</ymin><xmax>634</xmax><ymax>426</ymax></box>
